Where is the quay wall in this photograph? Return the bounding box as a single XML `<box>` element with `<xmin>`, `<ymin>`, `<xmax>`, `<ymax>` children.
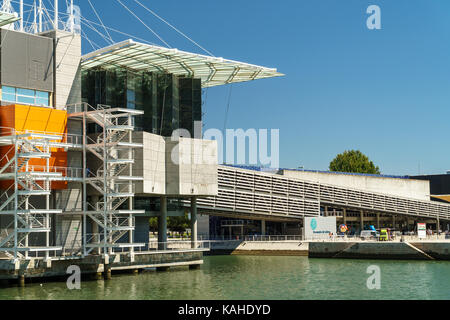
<box><xmin>309</xmin><ymin>242</ymin><xmax>450</xmax><ymax>260</ymax></box>
<box><xmin>0</xmin><ymin>251</ymin><xmax>204</xmax><ymax>280</ymax></box>
<box><xmin>208</xmin><ymin>241</ymin><xmax>309</xmax><ymax>256</ymax></box>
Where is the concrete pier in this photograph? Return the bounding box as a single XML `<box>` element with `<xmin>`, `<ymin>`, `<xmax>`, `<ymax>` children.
<box><xmin>309</xmin><ymin>241</ymin><xmax>450</xmax><ymax>260</ymax></box>
<box><xmin>209</xmin><ymin>240</ymin><xmax>309</xmax><ymax>256</ymax></box>
<box><xmin>0</xmin><ymin>250</ymin><xmax>206</xmax><ymax>283</ymax></box>
<box><xmin>104</xmin><ymin>267</ymin><xmax>112</xmax><ymax>280</ymax></box>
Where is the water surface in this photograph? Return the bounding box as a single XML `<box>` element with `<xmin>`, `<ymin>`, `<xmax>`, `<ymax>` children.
<box><xmin>0</xmin><ymin>256</ymin><xmax>449</xmax><ymax>300</ymax></box>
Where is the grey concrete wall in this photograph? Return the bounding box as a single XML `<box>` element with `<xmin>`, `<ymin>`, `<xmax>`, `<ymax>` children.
<box><xmin>411</xmin><ymin>242</ymin><xmax>450</xmax><ymax>260</ymax></box>
<box><xmin>165</xmin><ymin>137</ymin><xmax>218</xmax><ymax>196</ymax></box>
<box><xmin>134</xmin><ymin>132</ymin><xmax>166</xmax><ymax>195</ymax></box>
<box><xmin>134</xmin><ymin>132</ymin><xmax>218</xmax><ymax>197</ymax></box>
<box><xmin>55</xmin><ymin>183</ymin><xmax>82</xmax><ymax>212</ymax></box>
<box><xmin>308</xmin><ymin>242</ymin><xmax>438</xmax><ymax>260</ymax></box>
<box><xmin>54</xmin><ymin>214</ymin><xmax>82</xmax><ymax>252</ymax></box>
<box><xmin>42</xmin><ymin>30</ymin><xmax>81</xmax><ymax>109</ymax></box>
<box><xmin>282</xmin><ymin>170</ymin><xmax>430</xmax><ymax>201</ymax></box>
<box><xmin>0</xmin><ymin>30</ymin><xmax>54</xmax><ymax>92</ymax></box>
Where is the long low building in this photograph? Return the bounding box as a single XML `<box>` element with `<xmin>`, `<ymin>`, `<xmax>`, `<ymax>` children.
<box><xmin>190</xmin><ymin>166</ymin><xmax>450</xmax><ymax>238</ymax></box>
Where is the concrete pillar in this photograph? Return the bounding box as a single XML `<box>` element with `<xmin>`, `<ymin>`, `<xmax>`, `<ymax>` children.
<box><xmin>437</xmin><ymin>216</ymin><xmax>440</xmax><ymax>235</ymax></box>
<box><xmin>93</xmin><ymin>272</ymin><xmax>103</xmax><ymax>280</ymax></box>
<box><xmin>158</xmin><ymin>197</ymin><xmax>168</xmax><ymax>250</ymax></box>
<box><xmin>17</xmin><ymin>275</ymin><xmax>25</xmax><ymax>287</ymax></box>
<box><xmin>261</xmin><ymin>220</ymin><xmax>266</xmax><ymax>236</ymax></box>
<box><xmin>325</xmin><ymin>206</ymin><xmax>328</xmax><ymax>217</ymax></box>
<box><xmin>104</xmin><ymin>267</ymin><xmax>112</xmax><ymax>280</ymax></box>
<box><xmin>191</xmin><ymin>197</ymin><xmax>198</xmax><ymax>249</ymax></box>
<box><xmin>343</xmin><ymin>208</ymin><xmax>347</xmax><ymax>225</ymax></box>
<box><xmin>393</xmin><ymin>215</ymin><xmax>396</xmax><ymax>230</ymax></box>
<box><xmin>376</xmin><ymin>213</ymin><xmax>380</xmax><ymax>230</ymax></box>
<box><xmin>360</xmin><ymin>211</ymin><xmax>364</xmax><ymax>232</ymax></box>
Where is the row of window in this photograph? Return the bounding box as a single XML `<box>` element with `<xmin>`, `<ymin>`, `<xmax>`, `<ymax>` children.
<box><xmin>1</xmin><ymin>86</ymin><xmax>50</xmax><ymax>107</ymax></box>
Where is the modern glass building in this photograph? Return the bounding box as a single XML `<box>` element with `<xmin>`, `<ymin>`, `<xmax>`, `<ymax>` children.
<box><xmin>82</xmin><ymin>69</ymin><xmax>202</xmax><ymax>137</ymax></box>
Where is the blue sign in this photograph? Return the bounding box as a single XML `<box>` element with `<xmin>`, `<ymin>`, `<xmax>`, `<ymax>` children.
<box><xmin>311</xmin><ymin>218</ymin><xmax>317</xmax><ymax>231</ymax></box>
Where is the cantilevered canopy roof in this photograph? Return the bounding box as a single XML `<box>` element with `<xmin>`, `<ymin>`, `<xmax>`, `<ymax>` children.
<box><xmin>0</xmin><ymin>11</ymin><xmax>20</xmax><ymax>28</ymax></box>
<box><xmin>81</xmin><ymin>40</ymin><xmax>284</xmax><ymax>88</ymax></box>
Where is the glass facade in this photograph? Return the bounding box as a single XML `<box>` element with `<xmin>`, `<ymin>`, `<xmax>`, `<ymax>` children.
<box><xmin>82</xmin><ymin>69</ymin><xmax>202</xmax><ymax>137</ymax></box>
<box><xmin>1</xmin><ymin>86</ymin><xmax>50</xmax><ymax>107</ymax></box>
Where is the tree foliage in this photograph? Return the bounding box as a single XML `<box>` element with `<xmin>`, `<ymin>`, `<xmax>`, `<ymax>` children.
<box><xmin>149</xmin><ymin>213</ymin><xmax>190</xmax><ymax>233</ymax></box>
<box><xmin>168</xmin><ymin>214</ymin><xmax>190</xmax><ymax>233</ymax></box>
<box><xmin>329</xmin><ymin>150</ymin><xmax>380</xmax><ymax>174</ymax></box>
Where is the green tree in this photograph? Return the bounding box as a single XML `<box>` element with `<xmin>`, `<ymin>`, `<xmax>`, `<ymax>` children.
<box><xmin>329</xmin><ymin>150</ymin><xmax>380</xmax><ymax>174</ymax></box>
<box><xmin>168</xmin><ymin>214</ymin><xmax>190</xmax><ymax>234</ymax></box>
<box><xmin>149</xmin><ymin>217</ymin><xmax>158</xmax><ymax>232</ymax></box>
<box><xmin>149</xmin><ymin>214</ymin><xmax>190</xmax><ymax>235</ymax></box>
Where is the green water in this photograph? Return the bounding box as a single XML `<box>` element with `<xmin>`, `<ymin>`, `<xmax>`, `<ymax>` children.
<box><xmin>0</xmin><ymin>256</ymin><xmax>449</xmax><ymax>300</ymax></box>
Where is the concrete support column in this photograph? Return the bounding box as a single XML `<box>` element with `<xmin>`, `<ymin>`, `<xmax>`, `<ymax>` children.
<box><xmin>324</xmin><ymin>206</ymin><xmax>328</xmax><ymax>217</ymax></box>
<box><xmin>191</xmin><ymin>197</ymin><xmax>198</xmax><ymax>249</ymax></box>
<box><xmin>437</xmin><ymin>216</ymin><xmax>440</xmax><ymax>235</ymax></box>
<box><xmin>17</xmin><ymin>274</ymin><xmax>25</xmax><ymax>287</ymax></box>
<box><xmin>261</xmin><ymin>220</ymin><xmax>266</xmax><ymax>236</ymax></box>
<box><xmin>104</xmin><ymin>266</ymin><xmax>112</xmax><ymax>280</ymax></box>
<box><xmin>158</xmin><ymin>197</ymin><xmax>168</xmax><ymax>250</ymax></box>
<box><xmin>343</xmin><ymin>208</ymin><xmax>347</xmax><ymax>225</ymax></box>
<box><xmin>376</xmin><ymin>213</ymin><xmax>380</xmax><ymax>230</ymax></box>
<box><xmin>360</xmin><ymin>211</ymin><xmax>364</xmax><ymax>232</ymax></box>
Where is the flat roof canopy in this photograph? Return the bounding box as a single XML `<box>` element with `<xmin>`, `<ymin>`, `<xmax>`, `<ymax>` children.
<box><xmin>81</xmin><ymin>40</ymin><xmax>284</xmax><ymax>88</ymax></box>
<box><xmin>0</xmin><ymin>11</ymin><xmax>20</xmax><ymax>28</ymax></box>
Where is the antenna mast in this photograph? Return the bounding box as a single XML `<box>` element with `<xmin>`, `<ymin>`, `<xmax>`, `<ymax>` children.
<box><xmin>38</xmin><ymin>0</ymin><xmax>42</xmax><ymax>32</ymax></box>
<box><xmin>54</xmin><ymin>0</ymin><xmax>58</xmax><ymax>30</ymax></box>
<box><xmin>19</xmin><ymin>0</ymin><xmax>23</xmax><ymax>31</ymax></box>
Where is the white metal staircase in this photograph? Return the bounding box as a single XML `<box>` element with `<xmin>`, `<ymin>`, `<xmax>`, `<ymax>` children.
<box><xmin>68</xmin><ymin>103</ymin><xmax>144</xmax><ymax>255</ymax></box>
<box><xmin>0</xmin><ymin>131</ymin><xmax>64</xmax><ymax>259</ymax></box>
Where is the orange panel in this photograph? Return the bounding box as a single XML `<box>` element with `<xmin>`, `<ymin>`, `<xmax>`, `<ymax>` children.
<box><xmin>0</xmin><ymin>104</ymin><xmax>68</xmax><ymax>190</ymax></box>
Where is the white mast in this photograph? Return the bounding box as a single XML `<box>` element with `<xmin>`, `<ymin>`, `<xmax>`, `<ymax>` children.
<box><xmin>20</xmin><ymin>0</ymin><xmax>23</xmax><ymax>31</ymax></box>
<box><xmin>69</xmin><ymin>0</ymin><xmax>74</xmax><ymax>32</ymax></box>
<box><xmin>54</xmin><ymin>0</ymin><xmax>58</xmax><ymax>30</ymax></box>
<box><xmin>38</xmin><ymin>0</ymin><xmax>42</xmax><ymax>32</ymax></box>
<box><xmin>33</xmin><ymin>1</ymin><xmax>37</xmax><ymax>33</ymax></box>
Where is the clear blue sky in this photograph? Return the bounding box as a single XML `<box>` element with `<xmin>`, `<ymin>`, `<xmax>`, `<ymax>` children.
<box><xmin>75</xmin><ymin>0</ymin><xmax>450</xmax><ymax>175</ymax></box>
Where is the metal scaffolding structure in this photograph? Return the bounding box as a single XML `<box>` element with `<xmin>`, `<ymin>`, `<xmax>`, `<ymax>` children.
<box><xmin>0</xmin><ymin>129</ymin><xmax>66</xmax><ymax>260</ymax></box>
<box><xmin>67</xmin><ymin>103</ymin><xmax>145</xmax><ymax>256</ymax></box>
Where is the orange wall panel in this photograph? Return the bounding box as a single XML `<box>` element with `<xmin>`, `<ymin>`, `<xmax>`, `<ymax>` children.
<box><xmin>0</xmin><ymin>104</ymin><xmax>69</xmax><ymax>190</ymax></box>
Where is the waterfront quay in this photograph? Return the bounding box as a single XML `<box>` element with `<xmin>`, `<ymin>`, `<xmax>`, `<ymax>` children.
<box><xmin>0</xmin><ymin>241</ymin><xmax>208</xmax><ymax>286</ymax></box>
<box><xmin>205</xmin><ymin>235</ymin><xmax>450</xmax><ymax>260</ymax></box>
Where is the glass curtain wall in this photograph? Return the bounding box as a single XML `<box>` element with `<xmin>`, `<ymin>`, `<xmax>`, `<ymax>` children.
<box><xmin>82</xmin><ymin>68</ymin><xmax>202</xmax><ymax>137</ymax></box>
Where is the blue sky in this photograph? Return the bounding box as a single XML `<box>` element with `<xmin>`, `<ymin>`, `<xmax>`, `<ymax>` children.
<box><xmin>71</xmin><ymin>0</ymin><xmax>450</xmax><ymax>175</ymax></box>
